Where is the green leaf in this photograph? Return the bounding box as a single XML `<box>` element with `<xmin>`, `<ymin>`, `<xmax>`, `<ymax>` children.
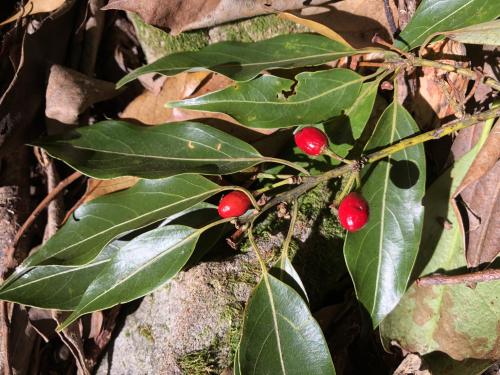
<box><xmin>117</xmin><ymin>33</ymin><xmax>364</xmax><ymax>86</ymax></box>
<box><xmin>59</xmin><ymin>224</ymin><xmax>205</xmax><ymax>330</ymax></box>
<box><xmin>34</xmin><ymin>121</ymin><xmax>264</xmax><ymax>179</ymax></box>
<box><xmin>238</xmin><ymin>272</ymin><xmax>335</xmax><ymax>375</ymax></box>
<box><xmin>344</xmin><ymin>102</ymin><xmax>426</xmax><ymax>327</ymax></box>
<box><xmin>444</xmin><ymin>19</ymin><xmax>500</xmax><ymax>46</ymax></box>
<box><xmin>0</xmin><ymin>242</ymin><xmax>122</xmax><ymax>310</ymax></box>
<box><xmin>168</xmin><ymin>69</ymin><xmax>366</xmax><ymax>128</ymax></box>
<box><xmin>18</xmin><ymin>174</ymin><xmax>222</xmax><ymax>268</ymax></box>
<box><xmin>395</xmin><ymin>0</ymin><xmax>500</xmax><ymax>50</ymax></box>
<box><xmin>323</xmin><ymin>77</ymin><xmax>381</xmax><ymax>161</ymax></box>
<box><xmin>380</xmin><ymin>122</ymin><xmax>500</xmax><ymax>361</ymax></box>
<box><xmin>270</xmin><ymin>257</ymin><xmax>309</xmax><ymax>303</ymax></box>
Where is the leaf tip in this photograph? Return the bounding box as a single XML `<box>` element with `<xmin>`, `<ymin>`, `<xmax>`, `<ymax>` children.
<box><xmin>57</xmin><ymin>314</ymin><xmax>79</xmax><ymax>332</ymax></box>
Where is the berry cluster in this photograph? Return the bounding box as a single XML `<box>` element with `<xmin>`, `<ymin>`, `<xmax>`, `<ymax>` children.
<box><xmin>217</xmin><ymin>126</ymin><xmax>369</xmax><ymax>232</ymax></box>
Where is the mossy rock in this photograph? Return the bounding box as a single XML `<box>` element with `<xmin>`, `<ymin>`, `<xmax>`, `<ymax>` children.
<box><xmin>129</xmin><ymin>13</ymin><xmax>309</xmax><ymax>63</ymax></box>
<box><xmin>96</xmin><ymin>252</ymin><xmax>259</xmax><ymax>375</ymax></box>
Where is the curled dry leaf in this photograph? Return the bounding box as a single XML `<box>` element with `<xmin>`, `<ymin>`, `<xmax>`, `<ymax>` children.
<box><xmin>52</xmin><ymin>311</ymin><xmax>89</xmax><ymax>375</ymax></box>
<box><xmin>0</xmin><ymin>0</ymin><xmax>66</xmax><ymax>26</ymax></box>
<box><xmin>45</xmin><ymin>65</ymin><xmax>118</xmax><ymax>124</ymax></box>
<box><xmin>456</xmin><ymin>120</ymin><xmax>500</xmax><ymax>194</ymax></box>
<box><xmin>82</xmin><ymin>177</ymin><xmax>140</xmax><ymax>204</ymax></box>
<box><xmin>451</xmin><ymin>120</ymin><xmax>500</xmax><ymax>266</ymax></box>
<box><xmin>278</xmin><ymin>12</ymin><xmax>352</xmax><ymax>47</ymax></box>
<box><xmin>459</xmin><ymin>162</ymin><xmax>500</xmax><ymax>266</ymax></box>
<box><xmin>393</xmin><ymin>354</ymin><xmax>430</xmax><ymax>375</ymax></box>
<box><xmin>102</xmin><ymin>0</ymin><xmax>331</xmax><ymax>35</ymax></box>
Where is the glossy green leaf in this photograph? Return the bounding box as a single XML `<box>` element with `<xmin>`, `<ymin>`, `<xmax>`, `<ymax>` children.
<box><xmin>396</xmin><ymin>0</ymin><xmax>500</xmax><ymax>50</ymax></box>
<box><xmin>324</xmin><ymin>77</ymin><xmax>381</xmax><ymax>161</ymax></box>
<box><xmin>59</xmin><ymin>224</ymin><xmax>204</xmax><ymax>330</ymax></box>
<box><xmin>238</xmin><ymin>272</ymin><xmax>335</xmax><ymax>375</ymax></box>
<box><xmin>444</xmin><ymin>20</ymin><xmax>500</xmax><ymax>46</ymax></box>
<box><xmin>0</xmin><ymin>242</ymin><xmax>122</xmax><ymax>310</ymax></box>
<box><xmin>270</xmin><ymin>257</ymin><xmax>309</xmax><ymax>303</ymax></box>
<box><xmin>117</xmin><ymin>33</ymin><xmax>363</xmax><ymax>86</ymax></box>
<box><xmin>168</xmin><ymin>69</ymin><xmax>366</xmax><ymax>128</ymax></box>
<box><xmin>380</xmin><ymin>122</ymin><xmax>500</xmax><ymax>361</ymax></box>
<box><xmin>344</xmin><ymin>102</ymin><xmax>426</xmax><ymax>327</ymax></box>
<box><xmin>18</xmin><ymin>174</ymin><xmax>221</xmax><ymax>268</ymax></box>
<box><xmin>34</xmin><ymin>121</ymin><xmax>264</xmax><ymax>179</ymax></box>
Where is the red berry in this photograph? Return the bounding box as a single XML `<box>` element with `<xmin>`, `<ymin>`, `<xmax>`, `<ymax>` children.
<box><xmin>218</xmin><ymin>191</ymin><xmax>251</xmax><ymax>218</ymax></box>
<box><xmin>294</xmin><ymin>127</ymin><xmax>328</xmax><ymax>156</ymax></box>
<box><xmin>338</xmin><ymin>192</ymin><xmax>369</xmax><ymax>232</ymax></box>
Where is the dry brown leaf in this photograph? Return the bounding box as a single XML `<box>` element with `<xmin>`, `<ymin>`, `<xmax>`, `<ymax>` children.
<box><xmin>294</xmin><ymin>0</ymin><xmax>397</xmax><ymax>48</ymax></box>
<box><xmin>413</xmin><ymin>40</ymin><xmax>469</xmax><ymax>130</ymax></box>
<box><xmin>45</xmin><ymin>65</ymin><xmax>118</xmax><ymax>124</ymax></box>
<box><xmin>121</xmin><ymin>71</ymin><xmax>211</xmax><ymax>125</ymax></box>
<box><xmin>450</xmin><ymin>121</ymin><xmax>500</xmax><ymax>266</ymax></box>
<box><xmin>63</xmin><ymin>177</ymin><xmax>140</xmax><ymax>223</ymax></box>
<box><xmin>459</xmin><ymin>161</ymin><xmax>500</xmax><ymax>266</ymax></box>
<box><xmin>456</xmin><ymin>120</ymin><xmax>500</xmax><ymax>195</ymax></box>
<box><xmin>0</xmin><ymin>0</ymin><xmax>66</xmax><ymax>26</ymax></box>
<box><xmin>82</xmin><ymin>177</ymin><xmax>140</xmax><ymax>204</ymax></box>
<box><xmin>52</xmin><ymin>311</ymin><xmax>89</xmax><ymax>375</ymax></box>
<box><xmin>278</xmin><ymin>12</ymin><xmax>352</xmax><ymax>47</ymax></box>
<box><xmin>102</xmin><ymin>0</ymin><xmax>331</xmax><ymax>34</ymax></box>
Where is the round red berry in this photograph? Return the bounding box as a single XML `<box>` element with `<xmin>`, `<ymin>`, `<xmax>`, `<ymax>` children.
<box><xmin>338</xmin><ymin>192</ymin><xmax>369</xmax><ymax>232</ymax></box>
<box><xmin>218</xmin><ymin>191</ymin><xmax>251</xmax><ymax>218</ymax></box>
<box><xmin>294</xmin><ymin>127</ymin><xmax>328</xmax><ymax>156</ymax></box>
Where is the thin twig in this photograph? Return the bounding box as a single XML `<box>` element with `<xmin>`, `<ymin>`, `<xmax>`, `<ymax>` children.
<box><xmin>358</xmin><ymin>62</ymin><xmax>392</xmax><ymax>68</ymax></box>
<box><xmin>413</xmin><ymin>58</ymin><xmax>500</xmax><ymax>91</ymax></box>
<box><xmin>0</xmin><ymin>301</ymin><xmax>11</xmax><ymax>375</ymax></box>
<box><xmin>463</xmin><ymin>69</ymin><xmax>482</xmax><ymax>104</ymax></box>
<box><xmin>416</xmin><ymin>269</ymin><xmax>500</xmax><ymax>286</ymax></box>
<box><xmin>12</xmin><ymin>171</ymin><xmax>82</xmax><ymax>247</ymax></box>
<box><xmin>383</xmin><ymin>0</ymin><xmax>398</xmax><ymax>35</ymax></box>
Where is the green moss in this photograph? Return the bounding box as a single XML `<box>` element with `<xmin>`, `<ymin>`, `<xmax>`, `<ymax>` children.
<box><xmin>129</xmin><ymin>13</ymin><xmax>209</xmax><ymax>63</ymax></box>
<box><xmin>221</xmin><ymin>301</ymin><xmax>245</xmax><ymax>364</ymax></box>
<box><xmin>178</xmin><ymin>346</ymin><xmax>219</xmax><ymax>375</ymax></box>
<box><xmin>209</xmin><ymin>14</ymin><xmax>308</xmax><ymax>43</ymax></box>
<box><xmin>137</xmin><ymin>324</ymin><xmax>155</xmax><ymax>343</ymax></box>
<box><xmin>177</xmin><ymin>301</ymin><xmax>243</xmax><ymax>375</ymax></box>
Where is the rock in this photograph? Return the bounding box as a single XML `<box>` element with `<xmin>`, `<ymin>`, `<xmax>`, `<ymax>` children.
<box><xmin>45</xmin><ymin>65</ymin><xmax>118</xmax><ymax>124</ymax></box>
<box><xmin>96</xmin><ymin>252</ymin><xmax>259</xmax><ymax>375</ymax></box>
<box><xmin>96</xmin><ymin>184</ymin><xmax>348</xmax><ymax>374</ymax></box>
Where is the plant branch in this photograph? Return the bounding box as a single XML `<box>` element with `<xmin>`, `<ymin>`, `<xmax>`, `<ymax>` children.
<box><xmin>416</xmin><ymin>269</ymin><xmax>500</xmax><ymax>286</ymax></box>
<box><xmin>365</xmin><ymin>106</ymin><xmax>500</xmax><ymax>165</ymax></box>
<box><xmin>239</xmin><ymin>106</ymin><xmax>500</xmax><ymax>228</ymax></box>
<box><xmin>253</xmin><ymin>176</ymin><xmax>297</xmax><ymax>196</ymax></box>
<box><xmin>413</xmin><ymin>58</ymin><xmax>500</xmax><ymax>91</ymax></box>
<box><xmin>280</xmin><ymin>200</ymin><xmax>298</xmax><ymax>265</ymax></box>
